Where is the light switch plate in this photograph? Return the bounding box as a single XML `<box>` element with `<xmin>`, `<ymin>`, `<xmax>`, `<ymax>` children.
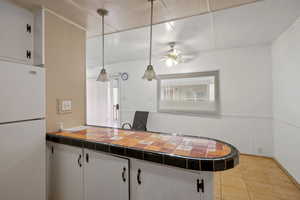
<box><xmin>57</xmin><ymin>99</ymin><xmax>72</xmax><ymax>114</ymax></box>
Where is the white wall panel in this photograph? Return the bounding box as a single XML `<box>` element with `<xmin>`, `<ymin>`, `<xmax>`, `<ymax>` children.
<box><xmin>272</xmin><ymin>17</ymin><xmax>300</xmax><ymax>182</ymax></box>
<box><xmin>87</xmin><ymin>45</ymin><xmax>273</xmax><ymax>156</ymax></box>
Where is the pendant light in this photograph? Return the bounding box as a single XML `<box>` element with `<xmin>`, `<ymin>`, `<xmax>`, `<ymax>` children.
<box><xmin>142</xmin><ymin>0</ymin><xmax>157</xmax><ymax>81</ymax></box>
<box><xmin>96</xmin><ymin>9</ymin><xmax>109</xmax><ymax>82</ymax></box>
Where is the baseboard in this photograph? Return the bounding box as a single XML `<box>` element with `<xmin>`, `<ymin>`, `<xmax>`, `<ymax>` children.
<box><xmin>273</xmin><ymin>158</ymin><xmax>300</xmax><ymax>190</ymax></box>
<box><xmin>240</xmin><ymin>153</ymin><xmax>272</xmax><ymax>159</ymax></box>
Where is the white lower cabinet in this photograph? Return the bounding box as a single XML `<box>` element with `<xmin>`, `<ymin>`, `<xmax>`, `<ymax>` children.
<box><xmin>84</xmin><ymin>149</ymin><xmax>129</xmax><ymax>200</ymax></box>
<box><xmin>48</xmin><ymin>143</ymin><xmax>84</xmax><ymax>200</ymax></box>
<box><xmin>47</xmin><ymin>143</ymin><xmax>213</xmax><ymax>200</ymax></box>
<box><xmin>130</xmin><ymin>159</ymin><xmax>213</xmax><ymax>200</ymax></box>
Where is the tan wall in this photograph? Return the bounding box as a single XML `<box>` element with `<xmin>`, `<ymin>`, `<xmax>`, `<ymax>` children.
<box><xmin>45</xmin><ymin>11</ymin><xmax>86</xmax><ymax>132</ymax></box>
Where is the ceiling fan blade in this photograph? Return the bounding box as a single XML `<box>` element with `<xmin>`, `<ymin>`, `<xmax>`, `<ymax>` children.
<box><xmin>180</xmin><ymin>52</ymin><xmax>199</xmax><ymax>63</ymax></box>
<box><xmin>182</xmin><ymin>55</ymin><xmax>195</xmax><ymax>59</ymax></box>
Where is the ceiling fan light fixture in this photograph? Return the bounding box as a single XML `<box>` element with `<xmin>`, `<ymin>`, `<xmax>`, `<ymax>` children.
<box><xmin>162</xmin><ymin>42</ymin><xmax>182</xmax><ymax>67</ymax></box>
<box><xmin>165</xmin><ymin>58</ymin><xmax>176</xmax><ymax>67</ymax></box>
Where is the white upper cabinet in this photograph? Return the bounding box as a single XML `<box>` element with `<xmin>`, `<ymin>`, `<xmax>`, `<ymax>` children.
<box><xmin>0</xmin><ymin>0</ymin><xmax>33</xmax><ymax>65</ymax></box>
<box><xmin>0</xmin><ymin>60</ymin><xmax>45</xmax><ymax>123</ymax></box>
<box><xmin>84</xmin><ymin>149</ymin><xmax>129</xmax><ymax>200</ymax></box>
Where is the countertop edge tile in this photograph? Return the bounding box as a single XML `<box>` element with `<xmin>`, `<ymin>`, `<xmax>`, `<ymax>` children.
<box><xmin>46</xmin><ymin>127</ymin><xmax>239</xmax><ymax>172</ymax></box>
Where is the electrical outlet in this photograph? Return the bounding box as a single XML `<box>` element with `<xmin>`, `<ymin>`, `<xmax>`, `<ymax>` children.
<box><xmin>57</xmin><ymin>99</ymin><xmax>72</xmax><ymax>114</ymax></box>
<box><xmin>257</xmin><ymin>147</ymin><xmax>263</xmax><ymax>154</ymax></box>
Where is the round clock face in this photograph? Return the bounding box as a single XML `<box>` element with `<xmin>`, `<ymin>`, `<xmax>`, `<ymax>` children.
<box><xmin>121</xmin><ymin>72</ymin><xmax>129</xmax><ymax>80</ymax></box>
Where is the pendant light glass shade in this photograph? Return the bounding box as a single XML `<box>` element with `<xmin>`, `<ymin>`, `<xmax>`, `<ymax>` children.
<box><xmin>142</xmin><ymin>65</ymin><xmax>156</xmax><ymax>81</ymax></box>
<box><xmin>96</xmin><ymin>68</ymin><xmax>109</xmax><ymax>82</ymax></box>
<box><xmin>96</xmin><ymin>9</ymin><xmax>109</xmax><ymax>82</ymax></box>
<box><xmin>143</xmin><ymin>0</ymin><xmax>157</xmax><ymax>81</ymax></box>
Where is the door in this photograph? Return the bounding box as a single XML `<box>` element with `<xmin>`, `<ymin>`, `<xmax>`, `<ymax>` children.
<box><xmin>0</xmin><ymin>120</ymin><xmax>45</xmax><ymax>200</ymax></box>
<box><xmin>86</xmin><ymin>74</ymin><xmax>121</xmax><ymax>128</ymax></box>
<box><xmin>130</xmin><ymin>159</ymin><xmax>213</xmax><ymax>200</ymax></box>
<box><xmin>110</xmin><ymin>76</ymin><xmax>121</xmax><ymax>127</ymax></box>
<box><xmin>0</xmin><ymin>60</ymin><xmax>45</xmax><ymax>123</ymax></box>
<box><xmin>49</xmin><ymin>143</ymin><xmax>84</xmax><ymax>200</ymax></box>
<box><xmin>84</xmin><ymin>149</ymin><xmax>129</xmax><ymax>200</ymax></box>
<box><xmin>0</xmin><ymin>0</ymin><xmax>33</xmax><ymax>64</ymax></box>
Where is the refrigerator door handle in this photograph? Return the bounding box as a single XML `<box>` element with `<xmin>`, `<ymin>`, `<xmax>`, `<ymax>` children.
<box><xmin>29</xmin><ymin>70</ymin><xmax>37</xmax><ymax>75</ymax></box>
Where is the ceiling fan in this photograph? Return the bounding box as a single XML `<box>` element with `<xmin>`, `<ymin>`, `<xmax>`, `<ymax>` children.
<box><xmin>160</xmin><ymin>42</ymin><xmax>195</xmax><ymax>67</ymax></box>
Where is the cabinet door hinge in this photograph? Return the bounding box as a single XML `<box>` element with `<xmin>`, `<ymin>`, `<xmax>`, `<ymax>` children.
<box><xmin>26</xmin><ymin>24</ymin><xmax>31</xmax><ymax>33</ymax></box>
<box><xmin>197</xmin><ymin>179</ymin><xmax>204</xmax><ymax>193</ymax></box>
<box><xmin>26</xmin><ymin>50</ymin><xmax>31</xmax><ymax>59</ymax></box>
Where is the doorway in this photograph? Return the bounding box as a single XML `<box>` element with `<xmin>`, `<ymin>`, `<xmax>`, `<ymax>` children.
<box><xmin>86</xmin><ymin>74</ymin><xmax>121</xmax><ymax>128</ymax></box>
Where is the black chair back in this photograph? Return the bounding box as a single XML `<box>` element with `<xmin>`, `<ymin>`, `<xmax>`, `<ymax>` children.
<box><xmin>131</xmin><ymin>111</ymin><xmax>149</xmax><ymax>131</ymax></box>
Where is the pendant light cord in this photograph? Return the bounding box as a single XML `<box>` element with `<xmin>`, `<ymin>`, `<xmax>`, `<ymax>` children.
<box><xmin>102</xmin><ymin>14</ymin><xmax>105</xmax><ymax>70</ymax></box>
<box><xmin>149</xmin><ymin>0</ymin><xmax>154</xmax><ymax>66</ymax></box>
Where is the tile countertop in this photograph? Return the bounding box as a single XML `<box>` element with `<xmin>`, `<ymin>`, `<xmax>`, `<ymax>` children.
<box><xmin>46</xmin><ymin>126</ymin><xmax>239</xmax><ymax>172</ymax></box>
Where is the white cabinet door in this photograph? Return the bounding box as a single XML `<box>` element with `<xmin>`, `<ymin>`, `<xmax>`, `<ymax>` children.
<box><xmin>0</xmin><ymin>60</ymin><xmax>45</xmax><ymax>123</ymax></box>
<box><xmin>84</xmin><ymin>150</ymin><xmax>129</xmax><ymax>200</ymax></box>
<box><xmin>130</xmin><ymin>159</ymin><xmax>213</xmax><ymax>200</ymax></box>
<box><xmin>0</xmin><ymin>0</ymin><xmax>33</xmax><ymax>64</ymax></box>
<box><xmin>0</xmin><ymin>120</ymin><xmax>45</xmax><ymax>200</ymax></box>
<box><xmin>46</xmin><ymin>142</ymin><xmax>53</xmax><ymax>200</ymax></box>
<box><xmin>49</xmin><ymin>143</ymin><xmax>84</xmax><ymax>200</ymax></box>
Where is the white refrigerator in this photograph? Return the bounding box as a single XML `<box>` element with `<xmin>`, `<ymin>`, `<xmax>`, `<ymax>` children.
<box><xmin>0</xmin><ymin>60</ymin><xmax>45</xmax><ymax>200</ymax></box>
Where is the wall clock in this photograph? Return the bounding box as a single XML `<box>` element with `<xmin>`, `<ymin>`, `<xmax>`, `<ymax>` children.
<box><xmin>121</xmin><ymin>72</ymin><xmax>129</xmax><ymax>81</ymax></box>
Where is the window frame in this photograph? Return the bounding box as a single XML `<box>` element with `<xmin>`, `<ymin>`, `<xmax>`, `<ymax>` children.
<box><xmin>157</xmin><ymin>70</ymin><xmax>220</xmax><ymax>116</ymax></box>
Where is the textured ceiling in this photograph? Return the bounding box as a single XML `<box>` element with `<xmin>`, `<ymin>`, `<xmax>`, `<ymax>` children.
<box><xmin>10</xmin><ymin>0</ymin><xmax>257</xmax><ymax>36</ymax></box>
<box><xmin>86</xmin><ymin>0</ymin><xmax>300</xmax><ymax>68</ymax></box>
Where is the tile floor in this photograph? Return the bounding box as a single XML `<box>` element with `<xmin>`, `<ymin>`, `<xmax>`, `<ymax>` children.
<box><xmin>214</xmin><ymin>155</ymin><xmax>300</xmax><ymax>200</ymax></box>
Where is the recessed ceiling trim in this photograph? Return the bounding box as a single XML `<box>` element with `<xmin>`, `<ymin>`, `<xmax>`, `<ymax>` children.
<box><xmin>88</xmin><ymin>10</ymin><xmax>209</xmax><ymax>38</ymax></box>
<box><xmin>45</xmin><ymin>8</ymin><xmax>87</xmax><ymax>31</ymax></box>
<box><xmin>88</xmin><ymin>0</ymin><xmax>259</xmax><ymax>38</ymax></box>
<box><xmin>206</xmin><ymin>0</ymin><xmax>211</xmax><ymax>12</ymax></box>
<box><xmin>206</xmin><ymin>0</ymin><xmax>215</xmax><ymax>48</ymax></box>
<box><xmin>67</xmin><ymin>0</ymin><xmax>119</xmax><ymax>32</ymax></box>
<box><xmin>11</xmin><ymin>0</ymin><xmax>260</xmax><ymax>38</ymax></box>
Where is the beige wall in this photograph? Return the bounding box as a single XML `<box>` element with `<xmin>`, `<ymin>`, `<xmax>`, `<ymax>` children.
<box><xmin>45</xmin><ymin>11</ymin><xmax>86</xmax><ymax>132</ymax></box>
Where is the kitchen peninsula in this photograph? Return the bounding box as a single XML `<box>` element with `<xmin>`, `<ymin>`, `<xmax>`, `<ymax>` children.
<box><xmin>46</xmin><ymin>126</ymin><xmax>239</xmax><ymax>200</ymax></box>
